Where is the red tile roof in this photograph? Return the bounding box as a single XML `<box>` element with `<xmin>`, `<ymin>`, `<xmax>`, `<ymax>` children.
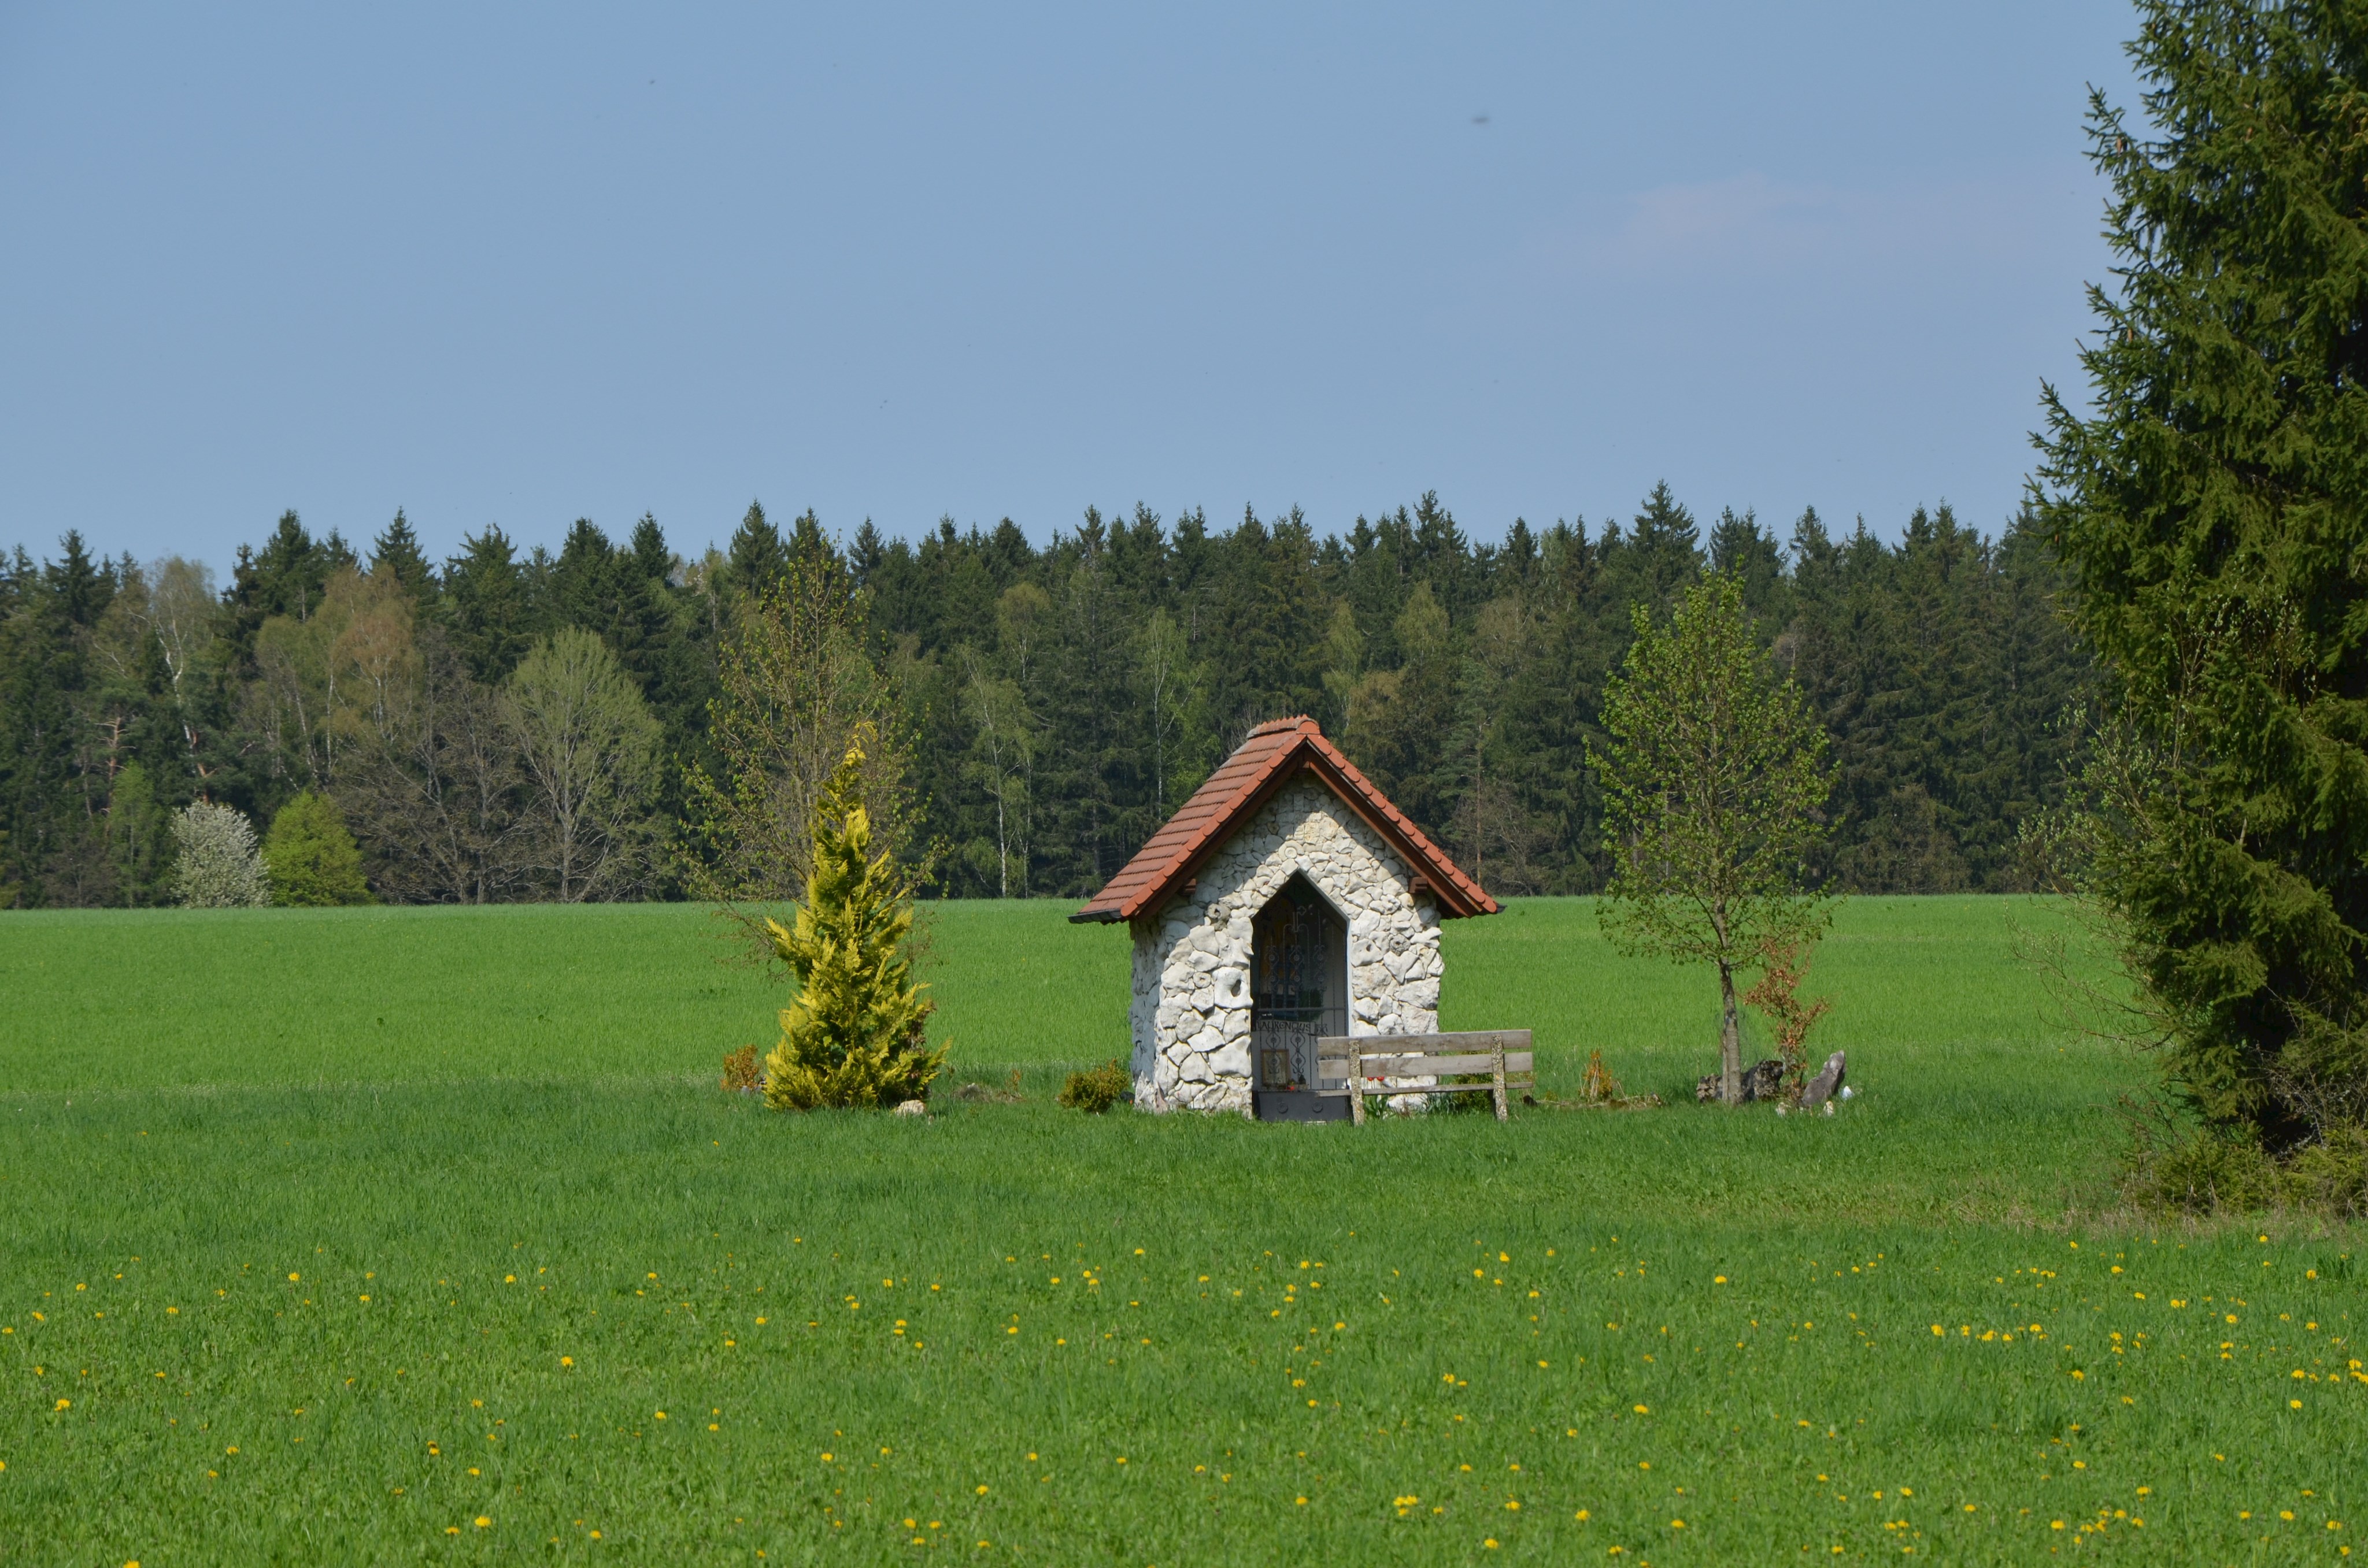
<box><xmin>1071</xmin><ymin>715</ymin><xmax>1498</xmax><ymax>924</ymax></box>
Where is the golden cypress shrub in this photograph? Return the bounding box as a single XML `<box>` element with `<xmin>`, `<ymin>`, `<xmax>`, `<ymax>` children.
<box><xmin>760</xmin><ymin>730</ymin><xmax>945</xmax><ymax>1110</ymax></box>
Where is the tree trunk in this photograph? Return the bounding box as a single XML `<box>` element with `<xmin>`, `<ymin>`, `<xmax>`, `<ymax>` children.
<box><xmin>1718</xmin><ymin>957</ymin><xmax>1742</xmax><ymax>1104</ymax></box>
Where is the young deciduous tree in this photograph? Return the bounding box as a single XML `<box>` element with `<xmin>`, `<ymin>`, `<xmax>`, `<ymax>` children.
<box><xmin>1591</xmin><ymin>575</ymin><xmax>1833</xmax><ymax>1103</ymax></box>
<box><xmin>337</xmin><ymin>625</ymin><xmax>528</xmax><ymax>905</ymax></box>
<box><xmin>262</xmin><ymin>790</ymin><xmax>371</xmax><ymax>906</ymax></box>
<box><xmin>959</xmin><ymin>650</ymin><xmax>1031</xmax><ymax>898</ymax></box>
<box><xmin>501</xmin><ymin>627</ymin><xmax>663</xmax><ymax>901</ymax></box>
<box><xmin>2036</xmin><ymin>2</ymin><xmax>2368</xmax><ymax>1187</ymax></box>
<box><xmin>682</xmin><ymin>564</ymin><xmax>909</xmax><ymax>915</ymax></box>
<box><xmin>760</xmin><ymin>729</ymin><xmax>945</xmax><ymax>1109</ymax></box>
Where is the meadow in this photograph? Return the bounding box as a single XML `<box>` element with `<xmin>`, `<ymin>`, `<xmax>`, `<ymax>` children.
<box><xmin>0</xmin><ymin>897</ymin><xmax>2358</xmax><ymax>1563</ymax></box>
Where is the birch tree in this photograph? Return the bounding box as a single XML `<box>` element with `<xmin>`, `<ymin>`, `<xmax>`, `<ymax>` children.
<box><xmin>960</xmin><ymin>650</ymin><xmax>1031</xmax><ymax>897</ymax></box>
<box><xmin>501</xmin><ymin>627</ymin><xmax>663</xmax><ymax>901</ymax></box>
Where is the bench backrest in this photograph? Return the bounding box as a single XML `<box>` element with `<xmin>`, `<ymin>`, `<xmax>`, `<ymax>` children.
<box><xmin>1345</xmin><ymin>1050</ymin><xmax>1534</xmax><ymax>1077</ymax></box>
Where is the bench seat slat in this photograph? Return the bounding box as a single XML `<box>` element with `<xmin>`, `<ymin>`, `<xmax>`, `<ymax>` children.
<box><xmin>1315</xmin><ymin>1080</ymin><xmax>1521</xmax><ymax>1098</ymax></box>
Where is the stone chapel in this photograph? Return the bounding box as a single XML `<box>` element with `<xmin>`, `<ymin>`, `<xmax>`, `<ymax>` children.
<box><xmin>1072</xmin><ymin>716</ymin><xmax>1498</xmax><ymax>1118</ymax></box>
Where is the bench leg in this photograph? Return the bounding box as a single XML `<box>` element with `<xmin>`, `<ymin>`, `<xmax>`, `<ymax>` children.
<box><xmin>1491</xmin><ymin>1048</ymin><xmax>1508</xmax><ymax>1122</ymax></box>
<box><xmin>1349</xmin><ymin>1059</ymin><xmax>1366</xmax><ymax>1126</ymax></box>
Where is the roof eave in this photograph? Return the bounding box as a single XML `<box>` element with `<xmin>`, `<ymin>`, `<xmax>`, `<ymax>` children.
<box><xmin>1290</xmin><ymin>746</ymin><xmax>1498</xmax><ymax>918</ymax></box>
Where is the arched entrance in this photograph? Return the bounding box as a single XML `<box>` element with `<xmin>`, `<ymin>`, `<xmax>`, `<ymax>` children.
<box><xmin>1249</xmin><ymin>874</ymin><xmax>1349</xmax><ymax>1121</ymax></box>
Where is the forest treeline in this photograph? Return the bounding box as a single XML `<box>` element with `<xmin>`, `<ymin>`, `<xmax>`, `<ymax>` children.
<box><xmin>0</xmin><ymin>485</ymin><xmax>2086</xmax><ymax>907</ymax></box>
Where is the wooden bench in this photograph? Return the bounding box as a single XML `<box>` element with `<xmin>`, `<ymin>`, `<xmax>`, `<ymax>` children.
<box><xmin>1315</xmin><ymin>1030</ymin><xmax>1534</xmax><ymax>1124</ymax></box>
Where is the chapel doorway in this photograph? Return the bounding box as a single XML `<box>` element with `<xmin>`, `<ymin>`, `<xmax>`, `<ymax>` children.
<box><xmin>1249</xmin><ymin>874</ymin><xmax>1349</xmax><ymax>1121</ymax></box>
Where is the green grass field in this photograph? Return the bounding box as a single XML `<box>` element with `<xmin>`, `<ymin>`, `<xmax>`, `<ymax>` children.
<box><xmin>0</xmin><ymin>898</ymin><xmax>2358</xmax><ymax>1563</ymax></box>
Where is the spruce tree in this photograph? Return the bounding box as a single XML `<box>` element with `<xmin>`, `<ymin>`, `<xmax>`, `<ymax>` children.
<box><xmin>2036</xmin><ymin>0</ymin><xmax>2368</xmax><ymax>1170</ymax></box>
<box><xmin>371</xmin><ymin>510</ymin><xmax>437</xmax><ymax>606</ymax></box>
<box><xmin>727</xmin><ymin>502</ymin><xmax>789</xmax><ymax>598</ymax></box>
<box><xmin>442</xmin><ymin>526</ymin><xmax>532</xmax><ymax>684</ymax></box>
<box><xmin>760</xmin><ymin>729</ymin><xmax>945</xmax><ymax>1110</ymax></box>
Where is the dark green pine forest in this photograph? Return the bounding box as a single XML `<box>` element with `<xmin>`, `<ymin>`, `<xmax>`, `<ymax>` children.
<box><xmin>0</xmin><ymin>486</ymin><xmax>2085</xmax><ymax>907</ymax></box>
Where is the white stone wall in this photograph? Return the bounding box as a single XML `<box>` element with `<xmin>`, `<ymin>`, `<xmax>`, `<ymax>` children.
<box><xmin>1129</xmin><ymin>773</ymin><xmax>1444</xmax><ymax>1113</ymax></box>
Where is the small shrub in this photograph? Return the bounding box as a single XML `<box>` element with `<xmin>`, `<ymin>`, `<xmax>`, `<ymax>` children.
<box><xmin>720</xmin><ymin>1045</ymin><xmax>762</xmax><ymax>1094</ymax></box>
<box><xmin>1745</xmin><ymin>933</ymin><xmax>1832</xmax><ymax>1100</ymax></box>
<box><xmin>2134</xmin><ymin>1127</ymin><xmax>2285</xmax><ymax>1213</ymax></box>
<box><xmin>170</xmin><ymin>802</ymin><xmax>269</xmax><ymax>908</ymax></box>
<box><xmin>1548</xmin><ymin>1050</ymin><xmax>1662</xmax><ymax>1111</ymax></box>
<box><xmin>2285</xmin><ymin>1124</ymin><xmax>2368</xmax><ymax>1217</ymax></box>
<box><xmin>1058</xmin><ymin>1059</ymin><xmax>1131</xmax><ymax>1114</ymax></box>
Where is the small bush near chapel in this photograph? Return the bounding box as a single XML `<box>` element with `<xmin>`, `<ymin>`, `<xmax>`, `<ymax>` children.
<box><xmin>1058</xmin><ymin>1060</ymin><xmax>1131</xmax><ymax>1114</ymax></box>
<box><xmin>719</xmin><ymin>1045</ymin><xmax>761</xmax><ymax>1095</ymax></box>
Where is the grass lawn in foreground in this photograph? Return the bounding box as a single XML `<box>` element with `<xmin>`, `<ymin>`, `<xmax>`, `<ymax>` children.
<box><xmin>0</xmin><ymin>897</ymin><xmax>2359</xmax><ymax>1563</ymax></box>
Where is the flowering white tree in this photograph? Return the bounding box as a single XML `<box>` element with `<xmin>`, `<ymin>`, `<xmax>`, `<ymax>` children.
<box><xmin>170</xmin><ymin>802</ymin><xmax>269</xmax><ymax>907</ymax></box>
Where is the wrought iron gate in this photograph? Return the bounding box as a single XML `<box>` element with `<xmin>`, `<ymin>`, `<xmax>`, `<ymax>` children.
<box><xmin>1251</xmin><ymin>881</ymin><xmax>1347</xmax><ymax>1113</ymax></box>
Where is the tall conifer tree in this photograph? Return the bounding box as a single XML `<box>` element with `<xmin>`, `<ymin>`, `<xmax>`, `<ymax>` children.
<box><xmin>2038</xmin><ymin>1</ymin><xmax>2368</xmax><ymax>1166</ymax></box>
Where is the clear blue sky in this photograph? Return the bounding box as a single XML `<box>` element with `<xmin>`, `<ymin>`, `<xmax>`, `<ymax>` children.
<box><xmin>0</xmin><ymin>2</ymin><xmax>2138</xmax><ymax>573</ymax></box>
